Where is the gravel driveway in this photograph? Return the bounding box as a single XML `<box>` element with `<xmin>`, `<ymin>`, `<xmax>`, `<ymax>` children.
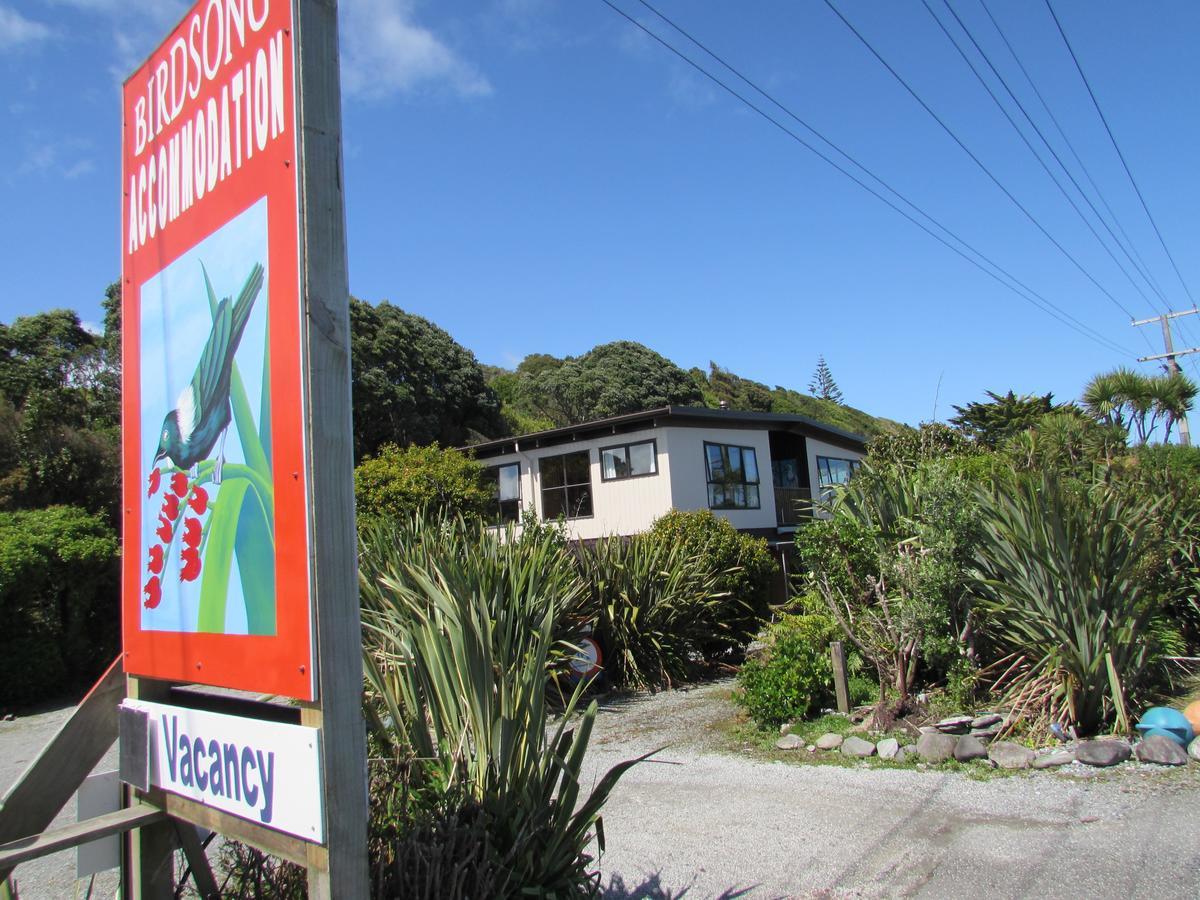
<box><xmin>584</xmin><ymin>680</ymin><xmax>1200</xmax><ymax>899</ymax></box>
<box><xmin>5</xmin><ymin>679</ymin><xmax>1199</xmax><ymax>899</ymax></box>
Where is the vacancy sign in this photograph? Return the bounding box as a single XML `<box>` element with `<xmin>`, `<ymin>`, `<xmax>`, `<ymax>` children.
<box><xmin>121</xmin><ymin>0</ymin><xmax>315</xmax><ymax>699</ymax></box>
<box><xmin>124</xmin><ymin>699</ymin><xmax>324</xmax><ymax>841</ymax></box>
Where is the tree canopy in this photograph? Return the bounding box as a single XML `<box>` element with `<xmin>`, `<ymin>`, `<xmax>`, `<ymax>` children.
<box><xmin>514</xmin><ymin>341</ymin><xmax>703</xmax><ymax>427</ymax></box>
<box><xmin>809</xmin><ymin>356</ymin><xmax>844</xmax><ymax>404</ymax></box>
<box><xmin>949</xmin><ymin>390</ymin><xmax>1058</xmax><ymax>448</ymax></box>
<box><xmin>349</xmin><ymin>299</ymin><xmax>503</xmax><ymax>459</ymax></box>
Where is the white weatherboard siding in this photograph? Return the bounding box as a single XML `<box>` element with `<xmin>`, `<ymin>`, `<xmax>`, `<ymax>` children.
<box><xmin>663</xmin><ymin>426</ymin><xmax>777</xmax><ymax>532</ymax></box>
<box><xmin>482</xmin><ymin>426</ymin><xmax>673</xmax><ymax>541</ymax></box>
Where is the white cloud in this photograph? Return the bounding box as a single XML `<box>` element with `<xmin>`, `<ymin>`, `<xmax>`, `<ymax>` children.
<box><xmin>0</xmin><ymin>5</ymin><xmax>53</xmax><ymax>50</ymax></box>
<box><xmin>13</xmin><ymin>133</ymin><xmax>95</xmax><ymax>182</ymax></box>
<box><xmin>340</xmin><ymin>0</ymin><xmax>492</xmax><ymax>100</ymax></box>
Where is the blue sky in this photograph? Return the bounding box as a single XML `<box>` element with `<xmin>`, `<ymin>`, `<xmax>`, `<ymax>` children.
<box><xmin>3</xmin><ymin>0</ymin><xmax>1199</xmax><ymax>427</ymax></box>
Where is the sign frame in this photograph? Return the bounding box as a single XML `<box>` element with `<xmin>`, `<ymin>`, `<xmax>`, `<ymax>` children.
<box><xmin>119</xmin><ymin>2</ymin><xmax>368</xmax><ymax>896</ymax></box>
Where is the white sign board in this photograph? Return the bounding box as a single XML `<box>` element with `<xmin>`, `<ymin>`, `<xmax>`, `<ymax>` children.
<box><xmin>122</xmin><ymin>699</ymin><xmax>324</xmax><ymax>842</ymax></box>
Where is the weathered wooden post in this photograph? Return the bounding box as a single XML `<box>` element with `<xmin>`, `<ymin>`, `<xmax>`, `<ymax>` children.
<box><xmin>831</xmin><ymin>641</ymin><xmax>851</xmax><ymax>715</ymax></box>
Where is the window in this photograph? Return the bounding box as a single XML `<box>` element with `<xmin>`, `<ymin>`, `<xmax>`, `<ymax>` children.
<box><xmin>816</xmin><ymin>456</ymin><xmax>860</xmax><ymax>499</ymax></box>
<box><xmin>600</xmin><ymin>439</ymin><xmax>658</xmax><ymax>481</ymax></box>
<box><xmin>539</xmin><ymin>451</ymin><xmax>593</xmax><ymax>519</ymax></box>
<box><xmin>704</xmin><ymin>442</ymin><xmax>760</xmax><ymax>510</ymax></box>
<box><xmin>484</xmin><ymin>462</ymin><xmax>521</xmax><ymax>524</ymax></box>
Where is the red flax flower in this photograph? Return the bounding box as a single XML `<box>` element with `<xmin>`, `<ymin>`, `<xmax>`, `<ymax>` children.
<box><xmin>162</xmin><ymin>493</ymin><xmax>180</xmax><ymax>520</ymax></box>
<box><xmin>170</xmin><ymin>472</ymin><xmax>189</xmax><ymax>497</ymax></box>
<box><xmin>147</xmin><ymin>544</ymin><xmax>164</xmax><ymax>575</ymax></box>
<box><xmin>182</xmin><ymin>517</ymin><xmax>202</xmax><ymax>549</ymax></box>
<box><xmin>147</xmin><ymin>468</ymin><xmax>162</xmax><ymax>498</ymax></box>
<box><xmin>156</xmin><ymin>515</ymin><xmax>173</xmax><ymax>544</ymax></box>
<box><xmin>187</xmin><ymin>486</ymin><xmax>209</xmax><ymax>515</ymax></box>
<box><xmin>143</xmin><ymin>575</ymin><xmax>162</xmax><ymax>608</ymax></box>
<box><xmin>180</xmin><ymin>546</ymin><xmax>201</xmax><ymax>582</ymax></box>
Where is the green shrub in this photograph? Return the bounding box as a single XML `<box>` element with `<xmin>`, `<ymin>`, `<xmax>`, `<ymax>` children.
<box><xmin>579</xmin><ymin>534</ymin><xmax>726</xmax><ymax>691</ymax></box>
<box><xmin>354</xmin><ymin>443</ymin><xmax>494</xmax><ymax>522</ymax></box>
<box><xmin>736</xmin><ymin>613</ymin><xmax>838</xmax><ymax>727</ymax></box>
<box><xmin>971</xmin><ymin>473</ymin><xmax>1163</xmax><ymax>734</ymax></box>
<box><xmin>360</xmin><ymin>515</ymin><xmax>643</xmax><ymax>897</ymax></box>
<box><xmin>645</xmin><ymin>509</ymin><xmax>778</xmax><ymax>655</ymax></box>
<box><xmin>0</xmin><ymin>506</ymin><xmax>118</xmax><ymax>709</ymax></box>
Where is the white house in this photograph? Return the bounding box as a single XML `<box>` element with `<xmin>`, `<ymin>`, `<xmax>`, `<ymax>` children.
<box><xmin>466</xmin><ymin>406</ymin><xmax>866</xmax><ymax>543</ymax></box>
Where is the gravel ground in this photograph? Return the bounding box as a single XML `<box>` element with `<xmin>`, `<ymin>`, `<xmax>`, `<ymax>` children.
<box><xmin>0</xmin><ymin>703</ymin><xmax>121</xmax><ymax>900</ymax></box>
<box><xmin>5</xmin><ymin>680</ymin><xmax>1199</xmax><ymax>899</ymax></box>
<box><xmin>583</xmin><ymin>680</ymin><xmax>1200</xmax><ymax>899</ymax></box>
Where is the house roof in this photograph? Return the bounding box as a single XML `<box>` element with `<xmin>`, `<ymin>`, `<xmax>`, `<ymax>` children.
<box><xmin>465</xmin><ymin>405</ymin><xmax>868</xmax><ymax>458</ymax></box>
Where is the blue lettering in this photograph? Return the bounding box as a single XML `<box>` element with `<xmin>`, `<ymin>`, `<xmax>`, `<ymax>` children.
<box><xmin>207</xmin><ymin>739</ymin><xmax>223</xmax><ymax>796</ymax></box>
<box><xmin>163</xmin><ymin>715</ymin><xmax>179</xmax><ymax>781</ymax></box>
<box><xmin>179</xmin><ymin>732</ymin><xmax>193</xmax><ymax>788</ymax></box>
<box><xmin>256</xmin><ymin>750</ymin><xmax>275</xmax><ymax>823</ymax></box>
<box><xmin>241</xmin><ymin>746</ymin><xmax>259</xmax><ymax>809</ymax></box>
<box><xmin>223</xmin><ymin>743</ymin><xmax>240</xmax><ymax>801</ymax></box>
<box><xmin>193</xmin><ymin>738</ymin><xmax>208</xmax><ymax>791</ymax></box>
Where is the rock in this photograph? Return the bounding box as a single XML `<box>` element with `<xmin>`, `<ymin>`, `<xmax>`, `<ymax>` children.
<box><xmin>876</xmin><ymin>738</ymin><xmax>900</xmax><ymax>760</ymax></box>
<box><xmin>779</xmin><ymin>723</ymin><xmax>794</xmax><ymax>735</ymax></box>
<box><xmin>989</xmin><ymin>741</ymin><xmax>1035</xmax><ymax>770</ymax></box>
<box><xmin>1135</xmin><ymin>734</ymin><xmax>1189</xmax><ymax>766</ymax></box>
<box><xmin>969</xmin><ymin>726</ymin><xmax>1001</xmax><ymax>742</ymax></box>
<box><xmin>1032</xmin><ymin>750</ymin><xmax>1075</xmax><ymax>769</ymax></box>
<box><xmin>815</xmin><ymin>733</ymin><xmax>844</xmax><ymax>751</ymax></box>
<box><xmin>807</xmin><ymin>745</ymin><xmax>817</xmax><ymax>753</ymax></box>
<box><xmin>918</xmin><ymin>726</ymin><xmax>940</xmax><ymax>735</ymax></box>
<box><xmin>971</xmin><ymin>713</ymin><xmax>1003</xmax><ymax>729</ymax></box>
<box><xmin>841</xmin><ymin>736</ymin><xmax>876</xmax><ymax>758</ymax></box>
<box><xmin>917</xmin><ymin>732</ymin><xmax>959</xmax><ymax>764</ymax></box>
<box><xmin>775</xmin><ymin>734</ymin><xmax>805</xmax><ymax>750</ymax></box>
<box><xmin>934</xmin><ymin>715</ymin><xmax>973</xmax><ymax>733</ymax></box>
<box><xmin>1075</xmin><ymin>740</ymin><xmax>1132</xmax><ymax>767</ymax></box>
<box><xmin>896</xmin><ymin>744</ymin><xmax>919</xmax><ymax>763</ymax></box>
<box><xmin>1190</xmin><ymin>737</ymin><xmax>1200</xmax><ymax>763</ymax></box>
<box><xmin>954</xmin><ymin>735</ymin><xmax>988</xmax><ymax>762</ymax></box>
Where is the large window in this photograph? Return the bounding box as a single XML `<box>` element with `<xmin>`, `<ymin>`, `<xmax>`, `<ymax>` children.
<box><xmin>484</xmin><ymin>462</ymin><xmax>521</xmax><ymax>524</ymax></box>
<box><xmin>816</xmin><ymin>456</ymin><xmax>860</xmax><ymax>499</ymax></box>
<box><xmin>704</xmin><ymin>442</ymin><xmax>760</xmax><ymax>510</ymax></box>
<box><xmin>600</xmin><ymin>439</ymin><xmax>658</xmax><ymax>481</ymax></box>
<box><xmin>539</xmin><ymin>451</ymin><xmax>593</xmax><ymax>519</ymax></box>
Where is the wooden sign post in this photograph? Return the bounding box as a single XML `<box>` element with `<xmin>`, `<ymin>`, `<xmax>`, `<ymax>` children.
<box><xmin>119</xmin><ymin>1</ymin><xmax>367</xmax><ymax>895</ymax></box>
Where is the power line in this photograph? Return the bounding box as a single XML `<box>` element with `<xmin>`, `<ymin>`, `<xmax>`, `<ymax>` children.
<box><xmin>977</xmin><ymin>0</ymin><xmax>1169</xmax><ymax>307</ymax></box>
<box><xmin>1044</xmin><ymin>0</ymin><xmax>1198</xmax><ymax>311</ymax></box>
<box><xmin>603</xmin><ymin>0</ymin><xmax>1134</xmax><ymax>356</ymax></box>
<box><xmin>822</xmin><ymin>0</ymin><xmax>1147</xmax><ymax>332</ymax></box>
<box><xmin>936</xmin><ymin>0</ymin><xmax>1168</xmax><ymax>321</ymax></box>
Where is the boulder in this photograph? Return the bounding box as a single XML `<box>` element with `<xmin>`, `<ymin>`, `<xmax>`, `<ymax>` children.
<box><xmin>1190</xmin><ymin>737</ymin><xmax>1200</xmax><ymax>763</ymax></box>
<box><xmin>896</xmin><ymin>744</ymin><xmax>919</xmax><ymax>763</ymax></box>
<box><xmin>1032</xmin><ymin>751</ymin><xmax>1075</xmax><ymax>769</ymax></box>
<box><xmin>1075</xmin><ymin>740</ymin><xmax>1131</xmax><ymax>767</ymax></box>
<box><xmin>953</xmin><ymin>735</ymin><xmax>988</xmax><ymax>762</ymax></box>
<box><xmin>969</xmin><ymin>725</ymin><xmax>1001</xmax><ymax>742</ymax></box>
<box><xmin>815</xmin><ymin>733</ymin><xmax>844</xmax><ymax>751</ymax></box>
<box><xmin>934</xmin><ymin>715</ymin><xmax>973</xmax><ymax>733</ymax></box>
<box><xmin>917</xmin><ymin>732</ymin><xmax>959</xmax><ymax>764</ymax></box>
<box><xmin>841</xmin><ymin>736</ymin><xmax>876</xmax><ymax>758</ymax></box>
<box><xmin>1135</xmin><ymin>734</ymin><xmax>1189</xmax><ymax>766</ymax></box>
<box><xmin>988</xmin><ymin>741</ymin><xmax>1035</xmax><ymax>770</ymax></box>
<box><xmin>775</xmin><ymin>734</ymin><xmax>805</xmax><ymax>750</ymax></box>
<box><xmin>971</xmin><ymin>713</ymin><xmax>1003</xmax><ymax>729</ymax></box>
<box><xmin>876</xmin><ymin>738</ymin><xmax>900</xmax><ymax>760</ymax></box>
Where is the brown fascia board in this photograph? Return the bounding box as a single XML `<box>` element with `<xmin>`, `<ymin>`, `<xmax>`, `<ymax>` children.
<box><xmin>463</xmin><ymin>406</ymin><xmax>867</xmax><ymax>459</ymax></box>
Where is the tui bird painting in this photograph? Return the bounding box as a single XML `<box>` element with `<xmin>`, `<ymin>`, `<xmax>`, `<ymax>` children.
<box><xmin>152</xmin><ymin>262</ymin><xmax>265</xmax><ymax>483</ymax></box>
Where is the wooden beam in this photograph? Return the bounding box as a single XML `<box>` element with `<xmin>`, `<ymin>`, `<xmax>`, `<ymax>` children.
<box><xmin>0</xmin><ymin>805</ymin><xmax>164</xmax><ymax>871</ymax></box>
<box><xmin>148</xmin><ymin>790</ymin><xmax>318</xmax><ymax>868</ymax></box>
<box><xmin>294</xmin><ymin>1</ymin><xmax>369</xmax><ymax>897</ymax></box>
<box><xmin>0</xmin><ymin>656</ymin><xmax>124</xmax><ymax>885</ymax></box>
<box><xmin>127</xmin><ymin>677</ymin><xmax>177</xmax><ymax>900</ymax></box>
<box><xmin>173</xmin><ymin>819</ymin><xmax>220</xmax><ymax>900</ymax></box>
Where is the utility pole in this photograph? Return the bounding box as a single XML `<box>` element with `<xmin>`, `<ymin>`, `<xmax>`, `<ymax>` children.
<box><xmin>1132</xmin><ymin>308</ymin><xmax>1199</xmax><ymax>446</ymax></box>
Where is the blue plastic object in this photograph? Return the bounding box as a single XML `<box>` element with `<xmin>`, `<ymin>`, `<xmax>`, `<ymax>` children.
<box><xmin>1135</xmin><ymin>706</ymin><xmax>1195</xmax><ymax>747</ymax></box>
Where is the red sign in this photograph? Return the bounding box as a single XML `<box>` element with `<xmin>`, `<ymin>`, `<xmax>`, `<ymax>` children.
<box><xmin>121</xmin><ymin>0</ymin><xmax>313</xmax><ymax>699</ymax></box>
